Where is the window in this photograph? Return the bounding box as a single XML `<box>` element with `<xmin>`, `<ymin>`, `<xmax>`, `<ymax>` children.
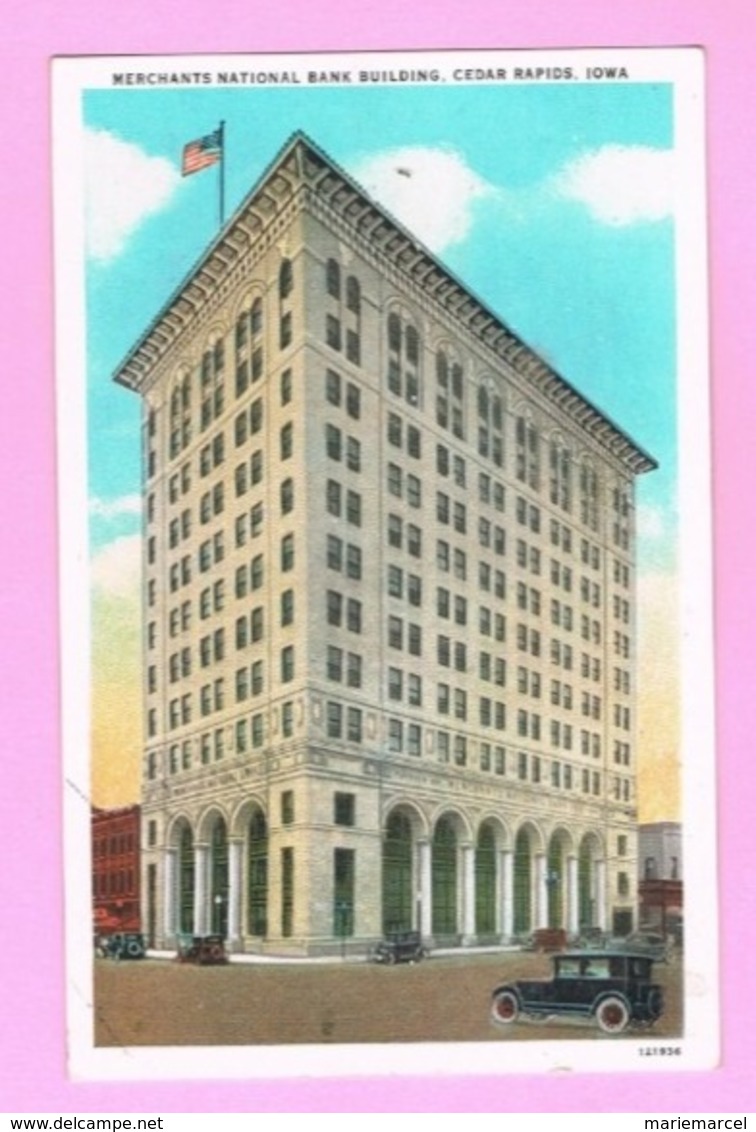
<box><xmin>347</xmin><ymin>598</ymin><xmax>362</xmax><ymax>633</ymax></box>
<box><xmin>326</xmin><ymin>369</ymin><xmax>341</xmax><ymax>405</ymax></box>
<box><xmin>327</xmin><ymin>590</ymin><xmax>343</xmax><ymax>626</ymax></box>
<box><xmin>281</xmin><ymin>589</ymin><xmax>294</xmax><ymax>626</ymax></box>
<box><xmin>279</xmin><ymin>259</ymin><xmax>293</xmax><ymax>299</ymax></box>
<box><xmin>334</xmin><ymin>792</ymin><xmax>355</xmax><ymax>826</ymax></box>
<box><xmin>281</xmin><ymin>645</ymin><xmax>295</xmax><ymax>683</ymax></box>
<box><xmin>326</xmin><ymin>314</ymin><xmax>341</xmax><ymax>351</ymax></box>
<box><xmin>327</xmin><ymin>701</ymin><xmax>343</xmax><ymax>738</ymax></box>
<box><xmin>346</xmin><ymin>490</ymin><xmax>361</xmax><ymax>527</ymax></box>
<box><xmin>280</xmin><ymin>478</ymin><xmax>294</xmax><ymax>514</ymax></box>
<box><xmin>344</xmin><ymin>382</ymin><xmax>360</xmax><ymax>419</ymax></box>
<box><xmin>280</xmin><ymin>311</ymin><xmax>292</xmax><ymax>349</ymax></box>
<box><xmin>326</xmin><ymin>423</ymin><xmax>342</xmax><ymax>461</ymax></box>
<box><xmin>326</xmin><ymin>258</ymin><xmax>341</xmax><ymax>298</ymax></box>
<box><xmin>281</xmin><ymin>534</ymin><xmax>294</xmax><ymax>572</ymax></box>
<box><xmin>280</xmin><ymin>422</ymin><xmax>293</xmax><ymax>460</ymax></box>
<box><xmin>327</xmin><ymin>479</ymin><xmax>342</xmax><ymax>516</ymax></box>
<box><xmin>281</xmin><ymin>789</ymin><xmax>295</xmax><ymax>825</ymax></box>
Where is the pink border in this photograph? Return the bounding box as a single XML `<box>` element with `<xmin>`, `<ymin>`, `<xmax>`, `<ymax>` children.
<box><xmin>5</xmin><ymin>0</ymin><xmax>754</xmax><ymax>1112</ymax></box>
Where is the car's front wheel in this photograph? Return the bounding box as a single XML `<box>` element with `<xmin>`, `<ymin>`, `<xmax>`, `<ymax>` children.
<box><xmin>595</xmin><ymin>995</ymin><xmax>630</xmax><ymax>1034</ymax></box>
<box><xmin>491</xmin><ymin>989</ymin><xmax>520</xmax><ymax>1025</ymax></box>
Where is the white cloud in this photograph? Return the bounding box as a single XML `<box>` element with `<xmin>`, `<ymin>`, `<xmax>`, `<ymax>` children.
<box><xmin>550</xmin><ymin>145</ymin><xmax>675</xmax><ymax>226</ymax></box>
<box><xmin>89</xmin><ymin>494</ymin><xmax>142</xmax><ymax>521</ymax></box>
<box><xmin>350</xmin><ymin>146</ymin><xmax>497</xmax><ymax>253</ymax></box>
<box><xmin>85</xmin><ymin>128</ymin><xmax>181</xmax><ymax>262</ymax></box>
<box><xmin>91</xmin><ymin>534</ymin><xmax>141</xmax><ymax>598</ymax></box>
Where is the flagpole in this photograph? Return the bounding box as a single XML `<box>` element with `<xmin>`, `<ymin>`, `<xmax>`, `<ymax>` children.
<box><xmin>219</xmin><ymin>120</ymin><xmax>226</xmax><ymax>227</ymax></box>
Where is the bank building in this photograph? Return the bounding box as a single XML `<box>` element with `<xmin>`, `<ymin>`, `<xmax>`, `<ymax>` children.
<box><xmin>114</xmin><ymin>131</ymin><xmax>656</xmax><ymax>955</ymax></box>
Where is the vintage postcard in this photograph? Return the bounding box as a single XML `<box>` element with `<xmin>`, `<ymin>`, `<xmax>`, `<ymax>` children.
<box><xmin>53</xmin><ymin>46</ymin><xmax>716</xmax><ymax>1079</ymax></box>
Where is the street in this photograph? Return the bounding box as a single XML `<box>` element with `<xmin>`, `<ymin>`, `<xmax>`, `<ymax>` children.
<box><xmin>94</xmin><ymin>949</ymin><xmax>684</xmax><ymax>1047</ymax></box>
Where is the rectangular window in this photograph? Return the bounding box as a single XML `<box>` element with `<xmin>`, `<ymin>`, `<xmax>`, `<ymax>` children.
<box><xmin>327</xmin><ymin>700</ymin><xmax>343</xmax><ymax>738</ymax></box>
<box><xmin>334</xmin><ymin>792</ymin><xmax>355</xmax><ymax>826</ymax></box>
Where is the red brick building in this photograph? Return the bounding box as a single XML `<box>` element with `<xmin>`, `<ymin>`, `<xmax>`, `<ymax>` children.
<box><xmin>92</xmin><ymin>805</ymin><xmax>141</xmax><ymax>936</ymax></box>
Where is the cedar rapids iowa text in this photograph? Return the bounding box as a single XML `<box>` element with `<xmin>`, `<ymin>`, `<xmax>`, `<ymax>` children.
<box><xmin>109</xmin><ymin>64</ymin><xmax>629</xmax><ymax>87</ymax></box>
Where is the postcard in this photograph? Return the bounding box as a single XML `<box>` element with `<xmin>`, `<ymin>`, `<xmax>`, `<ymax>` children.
<box><xmin>53</xmin><ymin>46</ymin><xmax>716</xmax><ymax>1079</ymax></box>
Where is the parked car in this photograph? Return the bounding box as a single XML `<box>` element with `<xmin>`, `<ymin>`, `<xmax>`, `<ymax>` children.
<box><xmin>100</xmin><ymin>932</ymin><xmax>146</xmax><ymax>960</ymax></box>
<box><xmin>175</xmin><ymin>933</ymin><xmax>228</xmax><ymax>965</ymax></box>
<box><xmin>490</xmin><ymin>949</ymin><xmax>664</xmax><ymax>1034</ymax></box>
<box><xmin>373</xmin><ymin>930</ymin><xmax>428</xmax><ymax>965</ymax></box>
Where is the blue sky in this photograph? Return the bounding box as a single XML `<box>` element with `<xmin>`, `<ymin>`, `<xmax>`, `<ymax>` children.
<box><xmin>84</xmin><ymin>79</ymin><xmax>676</xmax><ymax>572</ymax></box>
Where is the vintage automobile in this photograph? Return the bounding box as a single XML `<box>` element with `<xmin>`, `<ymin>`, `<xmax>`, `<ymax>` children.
<box><xmin>490</xmin><ymin>950</ymin><xmax>664</xmax><ymax>1034</ymax></box>
<box><xmin>100</xmin><ymin>932</ymin><xmax>146</xmax><ymax>960</ymax></box>
<box><xmin>373</xmin><ymin>930</ymin><xmax>429</xmax><ymax>965</ymax></box>
<box><xmin>175</xmin><ymin>933</ymin><xmax>228</xmax><ymax>965</ymax></box>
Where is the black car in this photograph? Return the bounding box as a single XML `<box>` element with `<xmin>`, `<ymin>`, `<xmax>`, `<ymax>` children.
<box><xmin>373</xmin><ymin>930</ymin><xmax>428</xmax><ymax>965</ymax></box>
<box><xmin>101</xmin><ymin>932</ymin><xmax>146</xmax><ymax>960</ymax></box>
<box><xmin>175</xmin><ymin>933</ymin><xmax>228</xmax><ymax>965</ymax></box>
<box><xmin>490</xmin><ymin>950</ymin><xmax>664</xmax><ymax>1034</ymax></box>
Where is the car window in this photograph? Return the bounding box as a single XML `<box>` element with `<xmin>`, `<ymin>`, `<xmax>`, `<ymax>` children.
<box><xmin>581</xmin><ymin>958</ymin><xmax>610</xmax><ymax>978</ymax></box>
<box><xmin>557</xmin><ymin>958</ymin><xmax>581</xmax><ymax>978</ymax></box>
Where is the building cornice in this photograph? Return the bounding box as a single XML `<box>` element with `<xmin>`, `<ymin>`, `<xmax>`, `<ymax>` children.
<box><xmin>113</xmin><ymin>130</ymin><xmax>656</xmax><ymax>475</ymax></box>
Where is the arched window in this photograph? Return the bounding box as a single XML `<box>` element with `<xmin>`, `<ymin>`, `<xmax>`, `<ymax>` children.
<box><xmin>387</xmin><ymin>312</ymin><xmax>402</xmax><ymax>353</ymax></box>
<box><xmin>346</xmin><ymin>275</ymin><xmax>360</xmax><ymax>314</ymax></box>
<box><xmin>279</xmin><ymin>258</ymin><xmax>293</xmax><ymax>300</ymax></box>
<box><xmin>326</xmin><ymin>258</ymin><xmax>341</xmax><ymax>299</ymax></box>
<box><xmin>436</xmin><ymin>348</ymin><xmax>463</xmax><ymax>438</ymax></box>
<box><xmin>250</xmin><ymin>297</ymin><xmax>263</xmax><ymax>336</ymax></box>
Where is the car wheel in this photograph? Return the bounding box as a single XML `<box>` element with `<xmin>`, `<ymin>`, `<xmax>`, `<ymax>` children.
<box><xmin>385</xmin><ymin>951</ymin><xmax>396</xmax><ymax>965</ymax></box>
<box><xmin>647</xmin><ymin>988</ymin><xmax>663</xmax><ymax>1019</ymax></box>
<box><xmin>127</xmin><ymin>940</ymin><xmax>143</xmax><ymax>958</ymax></box>
<box><xmin>596</xmin><ymin>995</ymin><xmax>630</xmax><ymax>1034</ymax></box>
<box><xmin>491</xmin><ymin>990</ymin><xmax>520</xmax><ymax>1025</ymax></box>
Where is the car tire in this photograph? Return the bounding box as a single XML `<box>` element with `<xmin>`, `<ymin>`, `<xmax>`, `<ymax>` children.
<box><xmin>126</xmin><ymin>940</ymin><xmax>143</xmax><ymax>958</ymax></box>
<box><xmin>491</xmin><ymin>989</ymin><xmax>520</xmax><ymax>1025</ymax></box>
<box><xmin>595</xmin><ymin>995</ymin><xmax>630</xmax><ymax>1034</ymax></box>
<box><xmin>385</xmin><ymin>951</ymin><xmax>396</xmax><ymax>965</ymax></box>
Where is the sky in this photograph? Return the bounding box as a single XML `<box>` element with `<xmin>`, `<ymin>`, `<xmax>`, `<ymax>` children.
<box><xmin>81</xmin><ymin>75</ymin><xmax>682</xmax><ymax>816</ymax></box>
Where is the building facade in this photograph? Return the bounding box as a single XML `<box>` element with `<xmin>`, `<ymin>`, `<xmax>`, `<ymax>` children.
<box><xmin>638</xmin><ymin>821</ymin><xmax>683</xmax><ymax>935</ymax></box>
<box><xmin>115</xmin><ymin>133</ymin><xmax>656</xmax><ymax>955</ymax></box>
<box><xmin>92</xmin><ymin>805</ymin><xmax>141</xmax><ymax>937</ymax></box>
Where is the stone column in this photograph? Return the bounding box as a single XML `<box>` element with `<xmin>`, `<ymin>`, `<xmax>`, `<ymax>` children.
<box><xmin>193</xmin><ymin>843</ymin><xmax>209</xmax><ymax>936</ymax></box>
<box><xmin>596</xmin><ymin>858</ymin><xmax>608</xmax><ymax>931</ymax></box>
<box><xmin>162</xmin><ymin>847</ymin><xmax>177</xmax><ymax>943</ymax></box>
<box><xmin>227</xmin><ymin>838</ymin><xmax>243</xmax><ymax>948</ymax></box>
<box><xmin>567</xmin><ymin>855</ymin><xmax>579</xmax><ymax>935</ymax></box>
<box><xmin>418</xmin><ymin>839</ymin><xmax>432</xmax><ymax>939</ymax></box>
<box><xmin>462</xmin><ymin>843</ymin><xmax>476</xmax><ymax>943</ymax></box>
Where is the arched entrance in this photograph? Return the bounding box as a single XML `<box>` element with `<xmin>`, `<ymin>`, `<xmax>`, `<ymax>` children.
<box><xmin>475</xmin><ymin>823</ymin><xmax>497</xmax><ymax>937</ymax></box>
<box><xmin>210</xmin><ymin>817</ymin><xmax>229</xmax><ymax>936</ymax></box>
<box><xmin>513</xmin><ymin>827</ymin><xmax>533</xmax><ymax>935</ymax></box>
<box><xmin>547</xmin><ymin>830</ymin><xmax>570</xmax><ymax>930</ymax></box>
<box><xmin>382</xmin><ymin>810</ymin><xmax>414</xmax><ymax>933</ymax></box>
<box><xmin>432</xmin><ymin>816</ymin><xmax>458</xmax><ymax>937</ymax></box>
<box><xmin>178</xmin><ymin>823</ymin><xmax>194</xmax><ymax>934</ymax></box>
<box><xmin>247</xmin><ymin>809</ymin><xmax>268</xmax><ymax>937</ymax></box>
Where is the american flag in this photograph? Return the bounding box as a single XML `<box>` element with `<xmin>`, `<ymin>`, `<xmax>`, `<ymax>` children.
<box><xmin>181</xmin><ymin>128</ymin><xmax>223</xmax><ymax>176</ymax></box>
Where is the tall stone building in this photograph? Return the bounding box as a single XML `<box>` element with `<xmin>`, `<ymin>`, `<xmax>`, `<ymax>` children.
<box><xmin>114</xmin><ymin>132</ymin><xmax>656</xmax><ymax>955</ymax></box>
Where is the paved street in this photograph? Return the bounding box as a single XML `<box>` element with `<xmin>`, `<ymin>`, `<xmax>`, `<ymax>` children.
<box><xmin>94</xmin><ymin>949</ymin><xmax>683</xmax><ymax>1047</ymax></box>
